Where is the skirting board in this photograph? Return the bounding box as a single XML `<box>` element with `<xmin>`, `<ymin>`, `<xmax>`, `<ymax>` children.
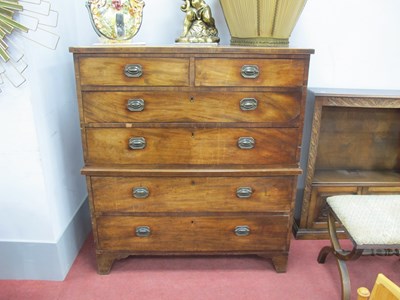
<box><xmin>0</xmin><ymin>198</ymin><xmax>91</xmax><ymax>281</ymax></box>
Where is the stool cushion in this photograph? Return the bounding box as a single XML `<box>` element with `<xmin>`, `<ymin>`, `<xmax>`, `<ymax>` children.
<box><xmin>327</xmin><ymin>195</ymin><xmax>400</xmax><ymax>246</ymax></box>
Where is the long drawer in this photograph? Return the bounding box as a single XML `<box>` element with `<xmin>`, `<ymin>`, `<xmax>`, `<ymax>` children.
<box><xmin>78</xmin><ymin>57</ymin><xmax>189</xmax><ymax>86</ymax></box>
<box><xmin>82</xmin><ymin>91</ymin><xmax>301</xmax><ymax>124</ymax></box>
<box><xmin>195</xmin><ymin>58</ymin><xmax>306</xmax><ymax>87</ymax></box>
<box><xmin>91</xmin><ymin>176</ymin><xmax>293</xmax><ymax>213</ymax></box>
<box><xmin>85</xmin><ymin>127</ymin><xmax>299</xmax><ymax>165</ymax></box>
<box><xmin>96</xmin><ymin>215</ymin><xmax>289</xmax><ymax>252</ymax></box>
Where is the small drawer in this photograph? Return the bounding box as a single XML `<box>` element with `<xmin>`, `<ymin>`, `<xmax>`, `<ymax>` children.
<box><xmin>195</xmin><ymin>58</ymin><xmax>305</xmax><ymax>87</ymax></box>
<box><xmin>79</xmin><ymin>57</ymin><xmax>189</xmax><ymax>86</ymax></box>
<box><xmin>91</xmin><ymin>176</ymin><xmax>293</xmax><ymax>213</ymax></box>
<box><xmin>96</xmin><ymin>215</ymin><xmax>289</xmax><ymax>252</ymax></box>
<box><xmin>82</xmin><ymin>91</ymin><xmax>301</xmax><ymax>124</ymax></box>
<box><xmin>85</xmin><ymin>127</ymin><xmax>299</xmax><ymax>165</ymax></box>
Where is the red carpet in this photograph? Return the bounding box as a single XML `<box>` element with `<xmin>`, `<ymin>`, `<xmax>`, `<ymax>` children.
<box><xmin>1</xmin><ymin>234</ymin><xmax>399</xmax><ymax>300</ymax></box>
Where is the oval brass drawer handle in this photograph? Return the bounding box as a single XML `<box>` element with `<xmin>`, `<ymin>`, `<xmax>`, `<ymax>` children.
<box><xmin>236</xmin><ymin>187</ymin><xmax>253</xmax><ymax>198</ymax></box>
<box><xmin>124</xmin><ymin>64</ymin><xmax>143</xmax><ymax>78</ymax></box>
<box><xmin>240</xmin><ymin>98</ymin><xmax>258</xmax><ymax>111</ymax></box>
<box><xmin>129</xmin><ymin>137</ymin><xmax>146</xmax><ymax>150</ymax></box>
<box><xmin>135</xmin><ymin>226</ymin><xmax>151</xmax><ymax>237</ymax></box>
<box><xmin>234</xmin><ymin>225</ymin><xmax>251</xmax><ymax>237</ymax></box>
<box><xmin>132</xmin><ymin>187</ymin><xmax>149</xmax><ymax>199</ymax></box>
<box><xmin>127</xmin><ymin>99</ymin><xmax>145</xmax><ymax>112</ymax></box>
<box><xmin>241</xmin><ymin>65</ymin><xmax>259</xmax><ymax>79</ymax></box>
<box><xmin>237</xmin><ymin>137</ymin><xmax>255</xmax><ymax>149</ymax></box>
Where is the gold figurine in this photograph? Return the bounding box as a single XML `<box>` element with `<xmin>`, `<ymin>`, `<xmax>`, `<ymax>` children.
<box><xmin>175</xmin><ymin>0</ymin><xmax>219</xmax><ymax>44</ymax></box>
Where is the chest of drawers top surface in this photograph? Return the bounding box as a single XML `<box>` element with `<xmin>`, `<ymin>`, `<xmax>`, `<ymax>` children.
<box><xmin>69</xmin><ymin>46</ymin><xmax>314</xmax><ymax>56</ymax></box>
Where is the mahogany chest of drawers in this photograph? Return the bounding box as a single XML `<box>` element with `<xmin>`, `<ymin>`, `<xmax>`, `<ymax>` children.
<box><xmin>69</xmin><ymin>46</ymin><xmax>313</xmax><ymax>274</ymax></box>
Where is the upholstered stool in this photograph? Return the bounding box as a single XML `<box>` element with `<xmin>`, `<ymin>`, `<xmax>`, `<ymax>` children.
<box><xmin>317</xmin><ymin>195</ymin><xmax>400</xmax><ymax>300</ymax></box>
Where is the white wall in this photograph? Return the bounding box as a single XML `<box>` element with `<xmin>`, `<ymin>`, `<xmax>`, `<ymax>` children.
<box><xmin>0</xmin><ymin>87</ymin><xmax>52</xmax><ymax>242</ymax></box>
<box><xmin>0</xmin><ymin>1</ymin><xmax>90</xmax><ymax>243</ymax></box>
<box><xmin>24</xmin><ymin>2</ymin><xmax>89</xmax><ymax>242</ymax></box>
<box><xmin>0</xmin><ymin>0</ymin><xmax>399</xmax><ymax>279</ymax></box>
<box><xmin>0</xmin><ymin>1</ymin><xmax>92</xmax><ymax>279</ymax></box>
<box><xmin>292</xmin><ymin>0</ymin><xmax>400</xmax><ymax>89</ymax></box>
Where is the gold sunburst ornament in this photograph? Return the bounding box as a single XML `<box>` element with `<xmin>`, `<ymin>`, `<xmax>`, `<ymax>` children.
<box><xmin>0</xmin><ymin>0</ymin><xmax>28</xmax><ymax>62</ymax></box>
<box><xmin>0</xmin><ymin>1</ymin><xmax>60</xmax><ymax>92</ymax></box>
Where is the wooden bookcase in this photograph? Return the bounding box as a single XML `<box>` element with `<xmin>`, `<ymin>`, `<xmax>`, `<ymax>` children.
<box><xmin>294</xmin><ymin>92</ymin><xmax>400</xmax><ymax>239</ymax></box>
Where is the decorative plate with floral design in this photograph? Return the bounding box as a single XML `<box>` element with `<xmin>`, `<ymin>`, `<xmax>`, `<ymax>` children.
<box><xmin>86</xmin><ymin>0</ymin><xmax>145</xmax><ymax>42</ymax></box>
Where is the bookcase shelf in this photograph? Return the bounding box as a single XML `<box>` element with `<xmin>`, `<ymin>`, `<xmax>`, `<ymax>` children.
<box><xmin>294</xmin><ymin>92</ymin><xmax>400</xmax><ymax>239</ymax></box>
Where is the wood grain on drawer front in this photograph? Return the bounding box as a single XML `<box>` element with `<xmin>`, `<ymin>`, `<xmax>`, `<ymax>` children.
<box><xmin>82</xmin><ymin>91</ymin><xmax>301</xmax><ymax>124</ymax></box>
<box><xmin>78</xmin><ymin>57</ymin><xmax>189</xmax><ymax>86</ymax></box>
<box><xmin>86</xmin><ymin>127</ymin><xmax>299</xmax><ymax>165</ymax></box>
<box><xmin>195</xmin><ymin>58</ymin><xmax>305</xmax><ymax>87</ymax></box>
<box><xmin>91</xmin><ymin>176</ymin><xmax>293</xmax><ymax>213</ymax></box>
<box><xmin>96</xmin><ymin>215</ymin><xmax>288</xmax><ymax>252</ymax></box>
